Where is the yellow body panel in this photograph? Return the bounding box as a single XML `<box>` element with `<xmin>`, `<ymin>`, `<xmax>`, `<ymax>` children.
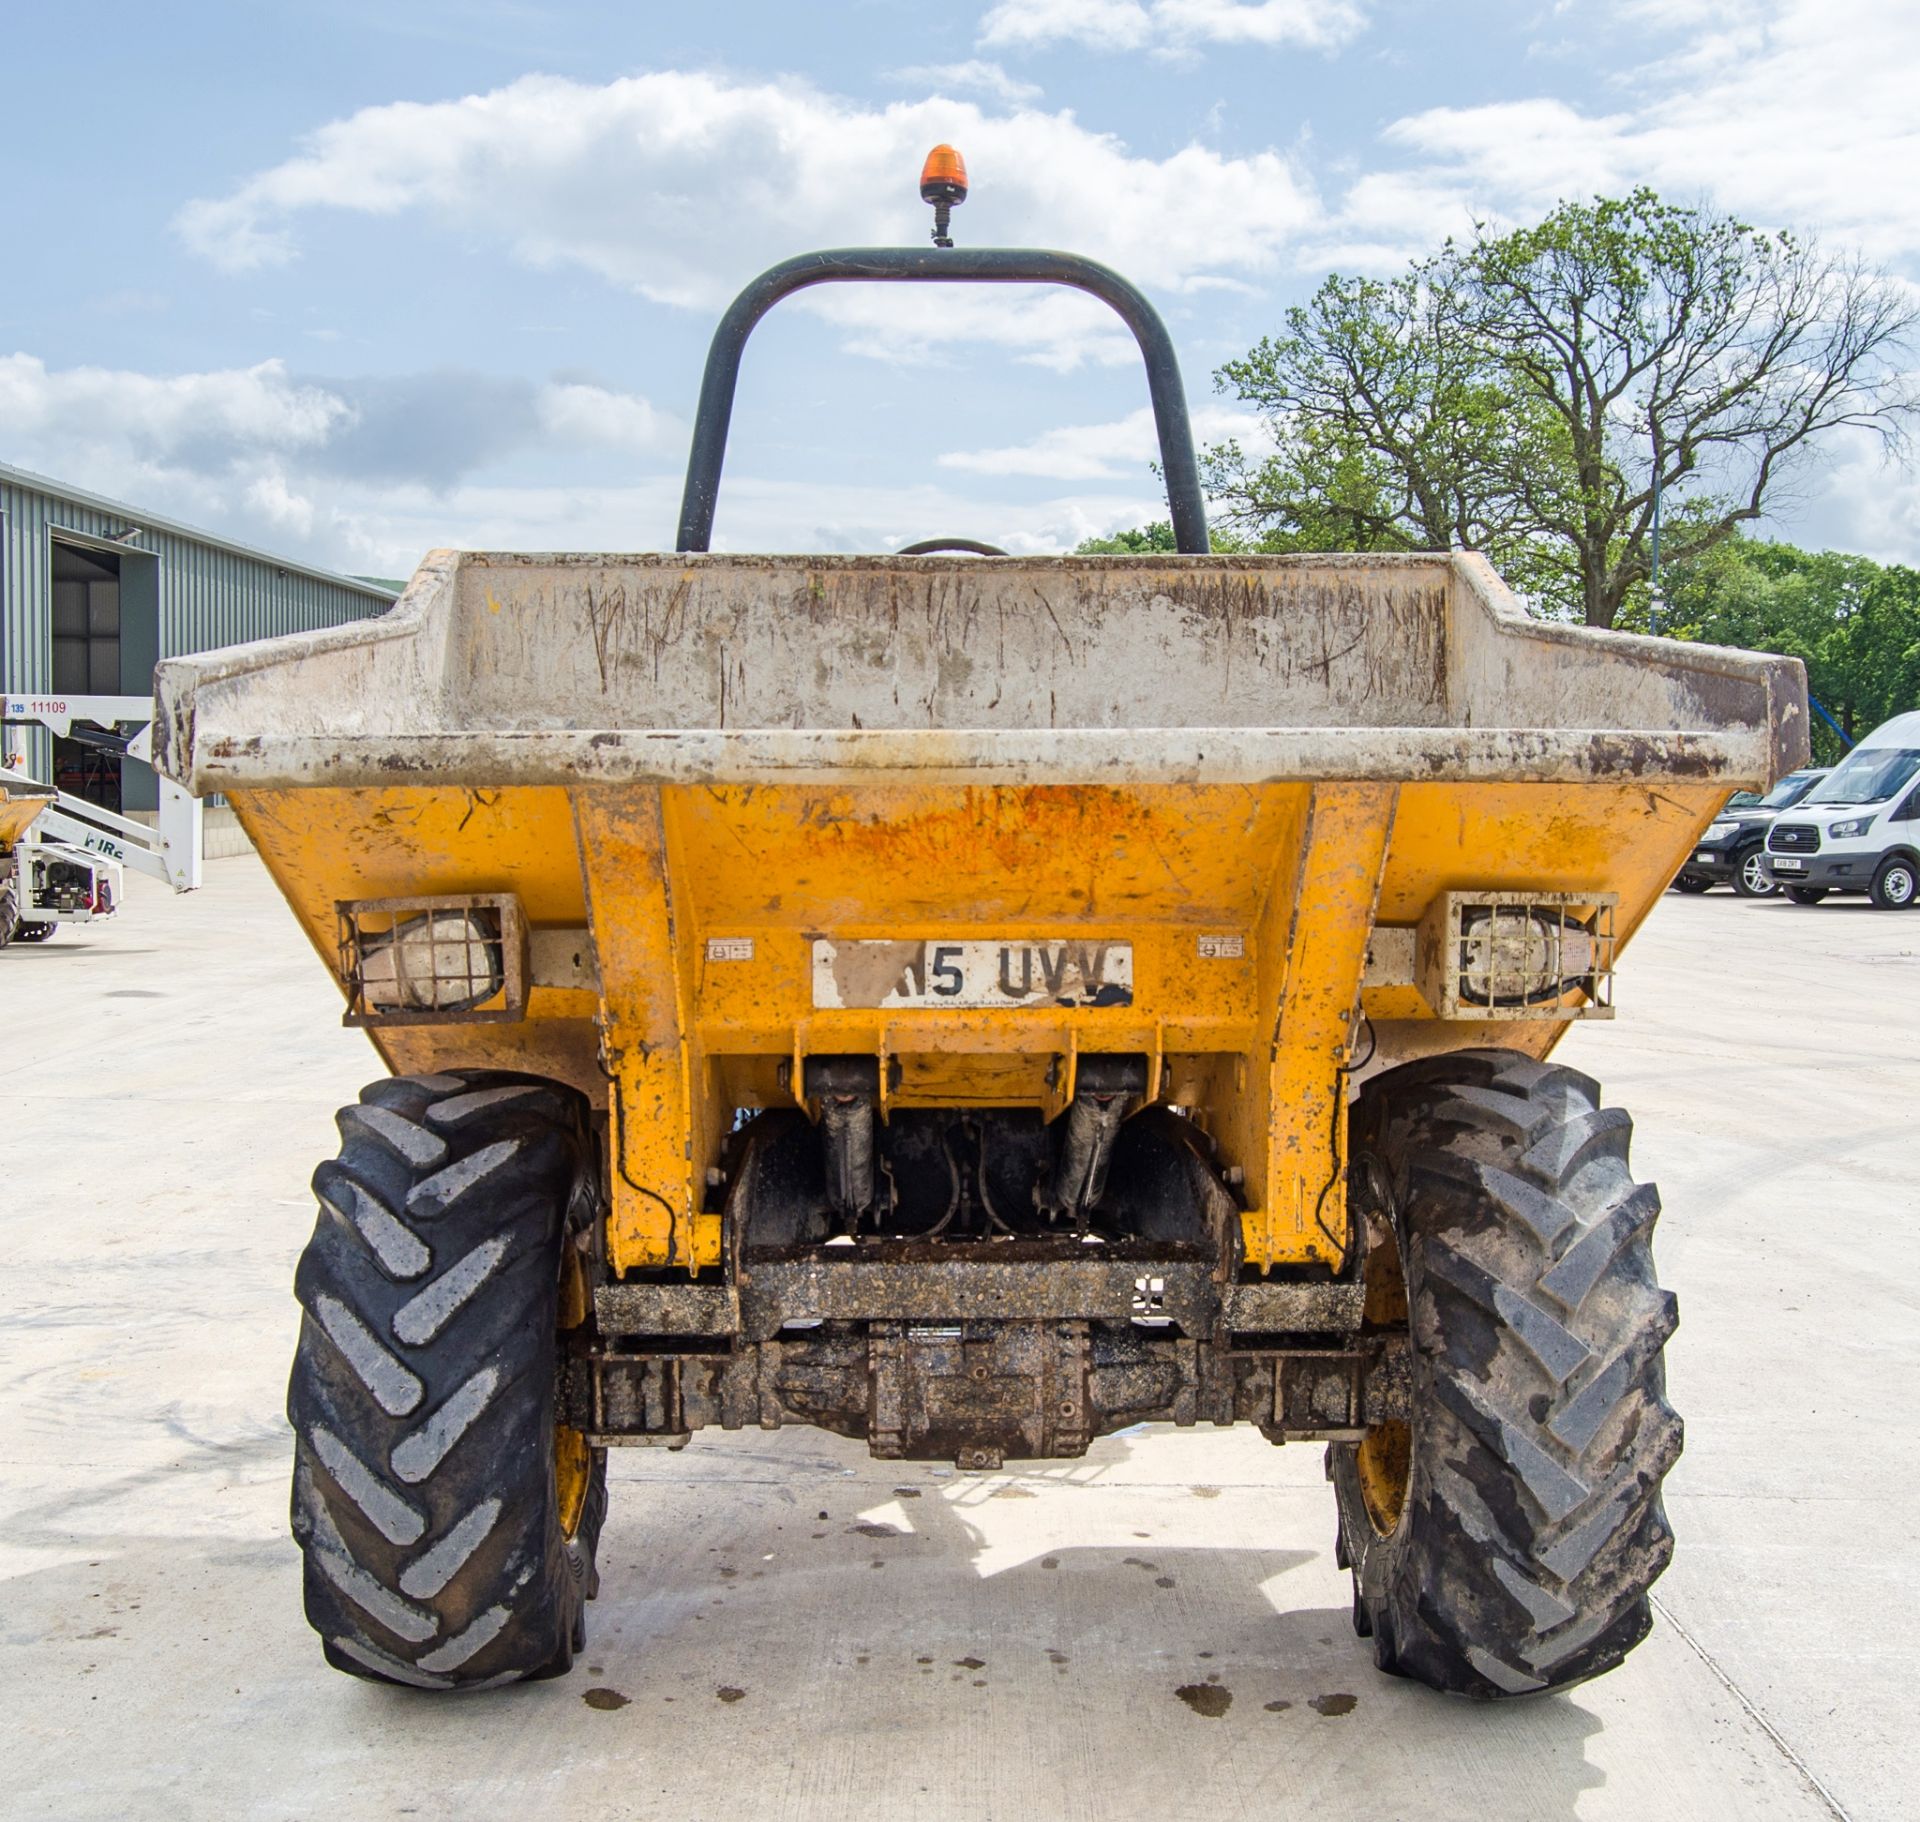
<box><xmin>231</xmin><ymin>771</ymin><xmax>1729</xmax><ymax>1275</ymax></box>
<box><xmin>0</xmin><ymin>787</ymin><xmax>55</xmax><ymax>849</ymax></box>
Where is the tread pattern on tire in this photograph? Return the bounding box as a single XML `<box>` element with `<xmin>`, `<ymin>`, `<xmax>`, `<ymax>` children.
<box><xmin>1332</xmin><ymin>1048</ymin><xmax>1681</xmax><ymax>1698</ymax></box>
<box><xmin>287</xmin><ymin>1070</ymin><xmax>605</xmax><ymax>1689</ymax></box>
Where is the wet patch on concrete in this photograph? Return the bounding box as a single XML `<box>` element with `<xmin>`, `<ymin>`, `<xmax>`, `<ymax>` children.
<box><xmin>1175</xmin><ymin>1683</ymin><xmax>1233</xmax><ymax>1718</ymax></box>
<box><xmin>1311</xmin><ymin>1693</ymin><xmax>1357</xmax><ymax>1716</ymax></box>
<box><xmin>582</xmin><ymin>1687</ymin><xmax>630</xmax><ymax>1711</ymax></box>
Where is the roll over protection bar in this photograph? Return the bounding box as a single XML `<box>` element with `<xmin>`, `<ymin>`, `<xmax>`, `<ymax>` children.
<box><xmin>674</xmin><ymin>246</ymin><xmax>1211</xmax><ymax>555</ymax></box>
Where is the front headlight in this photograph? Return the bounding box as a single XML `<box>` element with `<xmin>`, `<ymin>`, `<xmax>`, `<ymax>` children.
<box><xmin>360</xmin><ymin>910</ymin><xmax>505</xmax><ymax>1013</ymax></box>
<box><xmin>1828</xmin><ymin>816</ymin><xmax>1872</xmax><ymax>840</ymax></box>
<box><xmin>1703</xmin><ymin>821</ymin><xmax>1738</xmax><ymax>841</ymax></box>
<box><xmin>1457</xmin><ymin>908</ymin><xmax>1600</xmax><ymax>1008</ymax></box>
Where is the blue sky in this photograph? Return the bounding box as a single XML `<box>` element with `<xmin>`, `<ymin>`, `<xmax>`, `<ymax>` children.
<box><xmin>2</xmin><ymin>0</ymin><xmax>1915</xmax><ymax>577</ymax></box>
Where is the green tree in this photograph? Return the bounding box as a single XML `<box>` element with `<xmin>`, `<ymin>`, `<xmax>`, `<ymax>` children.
<box><xmin>1074</xmin><ymin>519</ymin><xmax>1247</xmax><ymax>554</ymax></box>
<box><xmin>1201</xmin><ymin>262</ymin><xmax>1570</xmax><ymax>594</ymax></box>
<box><xmin>1657</xmin><ymin>538</ymin><xmax>1920</xmax><ymax>760</ymax></box>
<box><xmin>1206</xmin><ymin>190</ymin><xmax>1917</xmax><ymax>626</ymax></box>
<box><xmin>1075</xmin><ymin>520</ymin><xmax>1180</xmax><ymax>553</ymax></box>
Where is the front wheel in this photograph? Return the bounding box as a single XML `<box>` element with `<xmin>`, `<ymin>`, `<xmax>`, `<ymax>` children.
<box><xmin>1732</xmin><ymin>847</ymin><xmax>1777</xmax><ymax>898</ymax></box>
<box><xmin>1786</xmin><ymin>886</ymin><xmax>1828</xmax><ymax>906</ymax></box>
<box><xmin>1870</xmin><ymin>855</ymin><xmax>1918</xmax><ymax>911</ymax></box>
<box><xmin>1330</xmin><ymin>1050</ymin><xmax>1680</xmax><ymax>1698</ymax></box>
<box><xmin>287</xmin><ymin>1071</ymin><xmax>606</xmax><ymax>1689</ymax></box>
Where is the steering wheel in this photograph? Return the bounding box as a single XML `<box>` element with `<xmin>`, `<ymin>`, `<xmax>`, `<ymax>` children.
<box><xmin>897</xmin><ymin>538</ymin><xmax>1009</xmax><ymax>557</ymax></box>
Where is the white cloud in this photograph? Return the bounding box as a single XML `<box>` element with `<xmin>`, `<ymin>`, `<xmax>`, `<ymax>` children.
<box><xmin>0</xmin><ymin>353</ymin><xmax>668</xmax><ymax>478</ymax></box>
<box><xmin>0</xmin><ymin>353</ymin><xmax>354</xmax><ymax>459</ymax></box>
<box><xmin>0</xmin><ymin>346</ymin><xmax>1171</xmax><ymax>572</ymax></box>
<box><xmin>1755</xmin><ymin>424</ymin><xmax>1920</xmax><ymax>569</ymax></box>
<box><xmin>979</xmin><ymin>0</ymin><xmax>1155</xmax><ymax>48</ymax></box>
<box><xmin>939</xmin><ymin>403</ymin><xmax>1264</xmax><ymax>478</ymax></box>
<box><xmin>1360</xmin><ymin>0</ymin><xmax>1920</xmax><ymax>265</ymax></box>
<box><xmin>0</xmin><ymin>351</ymin><xmax>679</xmax><ymax>563</ymax></box>
<box><xmin>244</xmin><ymin>466</ymin><xmax>318</xmax><ymax>539</ymax></box>
<box><xmin>536</xmin><ymin>381</ymin><xmax>670</xmax><ymax>450</ymax></box>
<box><xmin>884</xmin><ymin>59</ymin><xmax>1043</xmax><ymax>104</ymax></box>
<box><xmin>978</xmin><ymin>0</ymin><xmax>1366</xmax><ymax>52</ymax></box>
<box><xmin>1155</xmin><ymin>0</ymin><xmax>1367</xmax><ymax>45</ymax></box>
<box><xmin>174</xmin><ymin>71</ymin><xmax>1320</xmax><ymax>368</ymax></box>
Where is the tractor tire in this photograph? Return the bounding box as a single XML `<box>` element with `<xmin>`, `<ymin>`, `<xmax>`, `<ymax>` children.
<box><xmin>13</xmin><ymin>921</ymin><xmax>56</xmax><ymax>943</ymax></box>
<box><xmin>1732</xmin><ymin>846</ymin><xmax>1777</xmax><ymax>898</ymax></box>
<box><xmin>1869</xmin><ymin>855</ymin><xmax>1918</xmax><ymax>910</ymax></box>
<box><xmin>287</xmin><ymin>1070</ymin><xmax>606</xmax><ymax>1690</ymax></box>
<box><xmin>1786</xmin><ymin>886</ymin><xmax>1827</xmax><ymax>905</ymax></box>
<box><xmin>0</xmin><ymin>876</ymin><xmax>18</xmax><ymax>947</ymax></box>
<box><xmin>1330</xmin><ymin>1049</ymin><xmax>1680</xmax><ymax>1698</ymax></box>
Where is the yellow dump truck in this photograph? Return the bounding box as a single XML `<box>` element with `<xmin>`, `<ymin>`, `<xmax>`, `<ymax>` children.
<box><xmin>0</xmin><ymin>774</ymin><xmax>56</xmax><ymax>945</ymax></box>
<box><xmin>155</xmin><ymin>219</ymin><xmax>1805</xmax><ymax>1700</ymax></box>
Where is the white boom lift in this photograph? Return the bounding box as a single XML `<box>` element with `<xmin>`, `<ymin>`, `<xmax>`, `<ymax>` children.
<box><xmin>1</xmin><ymin>693</ymin><xmax>201</xmax><ymax>947</ymax></box>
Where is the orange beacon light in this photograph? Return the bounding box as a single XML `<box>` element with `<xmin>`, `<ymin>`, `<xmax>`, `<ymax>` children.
<box><xmin>920</xmin><ymin>145</ymin><xmax>968</xmax><ymax>247</ymax></box>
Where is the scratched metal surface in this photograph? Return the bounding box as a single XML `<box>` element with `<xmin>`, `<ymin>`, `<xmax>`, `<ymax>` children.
<box><xmin>153</xmin><ymin>551</ymin><xmax>1805</xmax><ymax>794</ymax></box>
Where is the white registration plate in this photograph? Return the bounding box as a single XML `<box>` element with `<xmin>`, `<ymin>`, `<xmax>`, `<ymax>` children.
<box><xmin>1693</xmin><ymin>850</ymin><xmax>1711</xmax><ymax>865</ymax></box>
<box><xmin>1772</xmin><ymin>855</ymin><xmax>1805</xmax><ymax>871</ymax></box>
<box><xmin>811</xmin><ymin>939</ymin><xmax>1134</xmax><ymax>1010</ymax></box>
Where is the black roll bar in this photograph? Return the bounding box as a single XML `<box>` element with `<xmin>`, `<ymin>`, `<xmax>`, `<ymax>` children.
<box><xmin>674</xmin><ymin>246</ymin><xmax>1211</xmax><ymax>555</ymax></box>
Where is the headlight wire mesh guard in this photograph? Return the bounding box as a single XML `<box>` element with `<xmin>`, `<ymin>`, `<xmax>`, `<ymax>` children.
<box><xmin>1415</xmin><ymin>890</ymin><xmax>1616</xmax><ymax>1022</ymax></box>
<box><xmin>335</xmin><ymin>892</ymin><xmax>528</xmax><ymax>1027</ymax></box>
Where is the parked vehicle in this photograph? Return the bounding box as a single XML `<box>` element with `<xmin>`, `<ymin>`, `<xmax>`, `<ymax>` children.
<box><xmin>156</xmin><ymin>159</ymin><xmax>1805</xmax><ymax>1702</ymax></box>
<box><xmin>1</xmin><ymin>695</ymin><xmax>202</xmax><ymax>943</ymax></box>
<box><xmin>1764</xmin><ymin>710</ymin><xmax>1920</xmax><ymax>908</ymax></box>
<box><xmin>1674</xmin><ymin>767</ymin><xmax>1828</xmax><ymax>896</ymax></box>
<box><xmin>0</xmin><ymin>774</ymin><xmax>57</xmax><ymax>944</ymax></box>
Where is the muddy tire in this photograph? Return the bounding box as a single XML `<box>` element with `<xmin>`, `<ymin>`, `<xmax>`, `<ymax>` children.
<box><xmin>1330</xmin><ymin>1049</ymin><xmax>1680</xmax><ymax>1698</ymax></box>
<box><xmin>287</xmin><ymin>1070</ymin><xmax>606</xmax><ymax>1689</ymax></box>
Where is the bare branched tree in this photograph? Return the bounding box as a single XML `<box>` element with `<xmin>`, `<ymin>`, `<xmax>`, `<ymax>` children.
<box><xmin>1206</xmin><ymin>190</ymin><xmax>1918</xmax><ymax>626</ymax></box>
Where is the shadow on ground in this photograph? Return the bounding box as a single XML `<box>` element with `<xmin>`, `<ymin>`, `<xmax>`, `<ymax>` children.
<box><xmin>4</xmin><ymin>1426</ymin><xmax>1610</xmax><ymax>1821</ymax></box>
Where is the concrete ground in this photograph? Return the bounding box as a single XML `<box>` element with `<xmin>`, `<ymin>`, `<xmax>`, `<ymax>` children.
<box><xmin>2</xmin><ymin>859</ymin><xmax>1912</xmax><ymax>1822</ymax></box>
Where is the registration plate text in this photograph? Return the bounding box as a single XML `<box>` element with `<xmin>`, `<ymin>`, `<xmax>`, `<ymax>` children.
<box><xmin>811</xmin><ymin>939</ymin><xmax>1134</xmax><ymax>1010</ymax></box>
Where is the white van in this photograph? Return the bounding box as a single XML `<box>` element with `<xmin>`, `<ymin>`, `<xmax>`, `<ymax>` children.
<box><xmin>1763</xmin><ymin>709</ymin><xmax>1920</xmax><ymax>908</ymax></box>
